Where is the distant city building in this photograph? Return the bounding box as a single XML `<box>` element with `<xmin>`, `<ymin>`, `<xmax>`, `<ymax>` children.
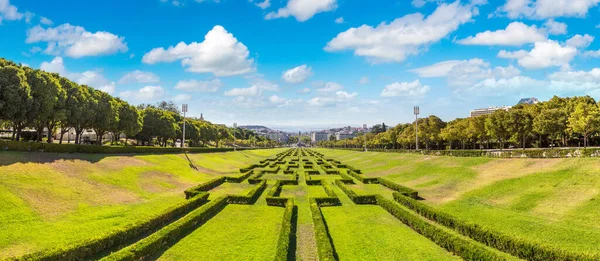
<box><xmin>469</xmin><ymin>106</ymin><xmax>511</xmax><ymax>117</ymax></box>
<box><xmin>517</xmin><ymin>97</ymin><xmax>539</xmax><ymax>105</ymax></box>
<box><xmin>335</xmin><ymin>132</ymin><xmax>355</xmax><ymax>140</ymax></box>
<box><xmin>233</xmin><ymin>123</ymin><xmax>237</xmax><ymax>128</ymax></box>
<box><xmin>311</xmin><ymin>132</ymin><xmax>330</xmax><ymax>142</ymax></box>
<box><xmin>199</xmin><ymin>113</ymin><xmax>204</xmax><ymax>121</ymax></box>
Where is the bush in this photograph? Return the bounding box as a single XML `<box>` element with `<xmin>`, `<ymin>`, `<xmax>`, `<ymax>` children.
<box><xmin>18</xmin><ymin>192</ymin><xmax>210</xmax><ymax>261</ymax></box>
<box><xmin>0</xmin><ymin>140</ymin><xmax>254</xmax><ymax>154</ymax></box>
<box><xmin>392</xmin><ymin>193</ymin><xmax>598</xmax><ymax>261</ymax></box>
<box><xmin>309</xmin><ymin>199</ymin><xmax>338</xmax><ymax>261</ymax></box>
<box><xmin>378</xmin><ymin>178</ymin><xmax>418</xmax><ymax>199</ymax></box>
<box><xmin>334</xmin><ymin>180</ymin><xmax>377</xmax><ymax>204</ymax></box>
<box><xmin>225</xmin><ymin>171</ymin><xmax>253</xmax><ymax>183</ymax></box>
<box><xmin>228</xmin><ymin>180</ymin><xmax>267</xmax><ymax>204</ymax></box>
<box><xmin>346</xmin><ymin>170</ymin><xmax>379</xmax><ymax>184</ymax></box>
<box><xmin>274</xmin><ymin>201</ymin><xmax>296</xmax><ymax>261</ymax></box>
<box><xmin>184</xmin><ymin>177</ymin><xmax>226</xmax><ymax>199</ymax></box>
<box><xmin>102</xmin><ymin>195</ymin><xmax>228</xmax><ymax>261</ymax></box>
<box><xmin>376</xmin><ymin>195</ymin><xmax>507</xmax><ymax>261</ymax></box>
<box><xmin>332</xmin><ymin>147</ymin><xmax>600</xmax><ymax>159</ymax></box>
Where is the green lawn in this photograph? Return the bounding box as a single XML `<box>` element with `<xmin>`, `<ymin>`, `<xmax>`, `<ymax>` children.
<box><xmin>321</xmin><ymin>205</ymin><xmax>460</xmax><ymax>260</ymax></box>
<box><xmin>157</xmin><ymin>205</ymin><xmax>283</xmax><ymax>261</ymax></box>
<box><xmin>0</xmin><ymin>149</ymin><xmax>282</xmax><ymax>258</ymax></box>
<box><xmin>315</xmin><ymin>148</ymin><xmax>600</xmax><ymax>255</ymax></box>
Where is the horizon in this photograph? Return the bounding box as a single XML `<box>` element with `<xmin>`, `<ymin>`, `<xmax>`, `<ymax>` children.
<box><xmin>1</xmin><ymin>0</ymin><xmax>600</xmax><ymax>128</ymax></box>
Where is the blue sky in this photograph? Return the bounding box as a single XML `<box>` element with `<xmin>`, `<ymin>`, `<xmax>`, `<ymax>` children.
<box><xmin>1</xmin><ymin>0</ymin><xmax>600</xmax><ymax>131</ymax></box>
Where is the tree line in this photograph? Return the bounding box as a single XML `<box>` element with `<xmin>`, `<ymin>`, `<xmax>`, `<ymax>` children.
<box><xmin>319</xmin><ymin>96</ymin><xmax>600</xmax><ymax>150</ymax></box>
<box><xmin>0</xmin><ymin>58</ymin><xmax>277</xmax><ymax>147</ymax></box>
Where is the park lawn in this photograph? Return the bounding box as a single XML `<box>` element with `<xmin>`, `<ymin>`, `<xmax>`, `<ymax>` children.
<box><xmin>315</xmin><ymin>148</ymin><xmax>600</xmax><ymax>255</ymax></box>
<box><xmin>206</xmin><ymin>182</ymin><xmax>255</xmax><ymax>200</ymax></box>
<box><xmin>157</xmin><ymin>205</ymin><xmax>283</xmax><ymax>261</ymax></box>
<box><xmin>0</xmin><ymin>149</ymin><xmax>280</xmax><ymax>258</ymax></box>
<box><xmin>321</xmin><ymin>205</ymin><xmax>460</xmax><ymax>261</ymax></box>
<box><xmin>347</xmin><ymin>183</ymin><xmax>396</xmax><ymax>200</ymax></box>
<box><xmin>186</xmin><ymin>148</ymin><xmax>287</xmax><ymax>174</ymax></box>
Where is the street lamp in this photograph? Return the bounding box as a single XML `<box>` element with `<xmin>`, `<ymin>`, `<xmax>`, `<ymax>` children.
<box><xmin>364</xmin><ymin>123</ymin><xmax>368</xmax><ymax>152</ymax></box>
<box><xmin>414</xmin><ymin>106</ymin><xmax>420</xmax><ymax>151</ymax></box>
<box><xmin>182</xmin><ymin>104</ymin><xmax>188</xmax><ymax>148</ymax></box>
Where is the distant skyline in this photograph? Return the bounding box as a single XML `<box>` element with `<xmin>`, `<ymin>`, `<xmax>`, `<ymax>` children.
<box><xmin>1</xmin><ymin>0</ymin><xmax>600</xmax><ymax>129</ymax></box>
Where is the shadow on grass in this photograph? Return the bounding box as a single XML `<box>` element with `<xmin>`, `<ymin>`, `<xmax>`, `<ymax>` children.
<box><xmin>184</xmin><ymin>152</ymin><xmax>199</xmax><ymax>171</ymax></box>
<box><xmin>289</xmin><ymin>205</ymin><xmax>298</xmax><ymax>261</ymax></box>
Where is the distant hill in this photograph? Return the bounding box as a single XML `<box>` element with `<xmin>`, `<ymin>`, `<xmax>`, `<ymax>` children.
<box><xmin>239</xmin><ymin>125</ymin><xmax>272</xmax><ymax>132</ymax></box>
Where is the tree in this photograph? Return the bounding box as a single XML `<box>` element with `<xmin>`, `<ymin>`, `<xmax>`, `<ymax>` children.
<box><xmin>26</xmin><ymin>69</ymin><xmax>64</xmax><ymax>142</ymax></box>
<box><xmin>0</xmin><ymin>66</ymin><xmax>32</xmax><ymax>141</ymax></box>
<box><xmin>568</xmin><ymin>102</ymin><xmax>600</xmax><ymax>148</ymax></box>
<box><xmin>441</xmin><ymin>118</ymin><xmax>468</xmax><ymax>149</ymax></box>
<box><xmin>90</xmin><ymin>90</ymin><xmax>119</xmax><ymax>145</ymax></box>
<box><xmin>485</xmin><ymin>109</ymin><xmax>510</xmax><ymax>150</ymax></box>
<box><xmin>508</xmin><ymin>108</ymin><xmax>533</xmax><ymax>149</ymax></box>
<box><xmin>117</xmin><ymin>103</ymin><xmax>143</xmax><ymax>144</ymax></box>
<box><xmin>468</xmin><ymin>115</ymin><xmax>489</xmax><ymax>149</ymax></box>
<box><xmin>533</xmin><ymin>108</ymin><xmax>567</xmax><ymax>147</ymax></box>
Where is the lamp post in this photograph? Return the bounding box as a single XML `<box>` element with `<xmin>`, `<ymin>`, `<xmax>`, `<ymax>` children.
<box><xmin>414</xmin><ymin>106</ymin><xmax>420</xmax><ymax>151</ymax></box>
<box><xmin>364</xmin><ymin>123</ymin><xmax>368</xmax><ymax>152</ymax></box>
<box><xmin>182</xmin><ymin>104</ymin><xmax>188</xmax><ymax>148</ymax></box>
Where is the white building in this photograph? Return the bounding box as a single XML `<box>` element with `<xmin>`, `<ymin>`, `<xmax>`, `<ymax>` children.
<box><xmin>469</xmin><ymin>106</ymin><xmax>511</xmax><ymax>117</ymax></box>
<box><xmin>335</xmin><ymin>132</ymin><xmax>355</xmax><ymax>140</ymax></box>
<box><xmin>311</xmin><ymin>132</ymin><xmax>330</xmax><ymax>142</ymax></box>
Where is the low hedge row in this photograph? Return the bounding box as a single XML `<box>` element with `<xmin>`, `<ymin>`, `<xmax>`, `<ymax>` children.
<box><xmin>15</xmin><ymin>192</ymin><xmax>210</xmax><ymax>261</ymax></box>
<box><xmin>101</xmin><ymin>195</ymin><xmax>228</xmax><ymax>261</ymax></box>
<box><xmin>346</xmin><ymin>170</ymin><xmax>379</xmax><ymax>184</ymax></box>
<box><xmin>325</xmin><ymin>170</ymin><xmax>339</xmax><ymax>175</ymax></box>
<box><xmin>376</xmin><ymin>195</ymin><xmax>507</xmax><ymax>261</ymax></box>
<box><xmin>306</xmin><ymin>179</ymin><xmax>322</xmax><ymax>186</ymax></box>
<box><xmin>313</xmin><ymin>197</ymin><xmax>341</xmax><ymax>207</ymax></box>
<box><xmin>306</xmin><ymin>170</ymin><xmax>320</xmax><ymax>175</ymax></box>
<box><xmin>248</xmin><ymin>172</ymin><xmax>265</xmax><ymax>184</ymax></box>
<box><xmin>309</xmin><ymin>199</ymin><xmax>338</xmax><ymax>261</ymax></box>
<box><xmin>392</xmin><ymin>193</ymin><xmax>598</xmax><ymax>261</ymax></box>
<box><xmin>322</xmin><ymin>182</ymin><xmax>337</xmax><ymax>198</ymax></box>
<box><xmin>228</xmin><ymin>180</ymin><xmax>267</xmax><ymax>204</ymax></box>
<box><xmin>334</xmin><ymin>180</ymin><xmax>377</xmax><ymax>204</ymax></box>
<box><xmin>224</xmin><ymin>171</ymin><xmax>253</xmax><ymax>183</ymax></box>
<box><xmin>0</xmin><ymin>140</ymin><xmax>252</xmax><ymax>154</ymax></box>
<box><xmin>378</xmin><ymin>178</ymin><xmax>418</xmax><ymax>199</ymax></box>
<box><xmin>184</xmin><ymin>177</ymin><xmax>226</xmax><ymax>199</ymax></box>
<box><xmin>274</xmin><ymin>200</ymin><xmax>296</xmax><ymax>261</ymax></box>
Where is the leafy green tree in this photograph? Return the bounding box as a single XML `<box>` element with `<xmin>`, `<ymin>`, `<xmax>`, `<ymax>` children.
<box><xmin>118</xmin><ymin>103</ymin><xmax>143</xmax><ymax>144</ymax></box>
<box><xmin>25</xmin><ymin>69</ymin><xmax>63</xmax><ymax>142</ymax></box>
<box><xmin>533</xmin><ymin>108</ymin><xmax>567</xmax><ymax>147</ymax></box>
<box><xmin>508</xmin><ymin>108</ymin><xmax>533</xmax><ymax>149</ymax></box>
<box><xmin>568</xmin><ymin>102</ymin><xmax>600</xmax><ymax>148</ymax></box>
<box><xmin>485</xmin><ymin>109</ymin><xmax>511</xmax><ymax>150</ymax></box>
<box><xmin>0</xmin><ymin>66</ymin><xmax>32</xmax><ymax>141</ymax></box>
<box><xmin>441</xmin><ymin>118</ymin><xmax>468</xmax><ymax>149</ymax></box>
<box><xmin>90</xmin><ymin>90</ymin><xmax>119</xmax><ymax>145</ymax></box>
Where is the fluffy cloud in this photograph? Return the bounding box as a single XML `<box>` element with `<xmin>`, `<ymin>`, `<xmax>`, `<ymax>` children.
<box><xmin>26</xmin><ymin>24</ymin><xmax>128</xmax><ymax>58</ymax></box>
<box><xmin>119</xmin><ymin>86</ymin><xmax>166</xmax><ymax>100</ymax></box>
<box><xmin>40</xmin><ymin>57</ymin><xmax>116</xmax><ymax>94</ymax></box>
<box><xmin>544</xmin><ymin>19</ymin><xmax>567</xmax><ymax>34</ymax></box>
<box><xmin>298</xmin><ymin>88</ymin><xmax>311</xmax><ymax>93</ymax></box>
<box><xmin>325</xmin><ymin>1</ymin><xmax>478</xmax><ymax>63</ymax></box>
<box><xmin>548</xmin><ymin>68</ymin><xmax>600</xmax><ymax>91</ymax></box>
<box><xmin>334</xmin><ymin>17</ymin><xmax>344</xmax><ymax>24</ymax></box>
<box><xmin>317</xmin><ymin>82</ymin><xmax>344</xmax><ymax>92</ymax></box>
<box><xmin>497</xmin><ymin>36</ymin><xmax>590</xmax><ymax>69</ymax></box>
<box><xmin>497</xmin><ymin>0</ymin><xmax>600</xmax><ymax>19</ymax></box>
<box><xmin>307</xmin><ymin>91</ymin><xmax>357</xmax><ymax>107</ymax></box>
<box><xmin>0</xmin><ymin>0</ymin><xmax>24</xmax><ymax>23</ymax></box>
<box><xmin>172</xmin><ymin>94</ymin><xmax>192</xmax><ymax>102</ymax></box>
<box><xmin>175</xmin><ymin>79</ymin><xmax>222</xmax><ymax>92</ymax></box>
<box><xmin>118</xmin><ymin>70</ymin><xmax>160</xmax><ymax>84</ymax></box>
<box><xmin>381</xmin><ymin>80</ymin><xmax>430</xmax><ymax>97</ymax></box>
<box><xmin>282</xmin><ymin>64</ymin><xmax>313</xmax><ymax>84</ymax></box>
<box><xmin>254</xmin><ymin>0</ymin><xmax>271</xmax><ymax>9</ymax></box>
<box><xmin>265</xmin><ymin>0</ymin><xmax>337</xmax><ymax>22</ymax></box>
<box><xmin>224</xmin><ymin>77</ymin><xmax>279</xmax><ymax>97</ymax></box>
<box><xmin>584</xmin><ymin>49</ymin><xmax>600</xmax><ymax>57</ymax></box>
<box><xmin>410</xmin><ymin>60</ymin><xmax>466</xmax><ymax>78</ymax></box>
<box><xmin>457</xmin><ymin>21</ymin><xmax>564</xmax><ymax>46</ymax></box>
<box><xmin>224</xmin><ymin>86</ymin><xmax>260</xmax><ymax>97</ymax></box>
<box><xmin>39</xmin><ymin>16</ymin><xmax>52</xmax><ymax>25</ymax></box>
<box><xmin>410</xmin><ymin>58</ymin><xmax>521</xmax><ymax>87</ymax></box>
<box><xmin>142</xmin><ymin>25</ymin><xmax>254</xmax><ymax>77</ymax></box>
<box><xmin>464</xmin><ymin>76</ymin><xmax>544</xmax><ymax>95</ymax></box>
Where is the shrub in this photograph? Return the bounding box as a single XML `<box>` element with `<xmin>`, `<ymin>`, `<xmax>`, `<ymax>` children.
<box><xmin>378</xmin><ymin>178</ymin><xmax>418</xmax><ymax>199</ymax></box>
<box><xmin>102</xmin><ymin>195</ymin><xmax>228</xmax><ymax>261</ymax></box>
<box><xmin>334</xmin><ymin>180</ymin><xmax>377</xmax><ymax>204</ymax></box>
<box><xmin>228</xmin><ymin>180</ymin><xmax>267</xmax><ymax>204</ymax></box>
<box><xmin>274</xmin><ymin>200</ymin><xmax>296</xmax><ymax>261</ymax></box>
<box><xmin>184</xmin><ymin>177</ymin><xmax>226</xmax><ymax>199</ymax></box>
<box><xmin>225</xmin><ymin>171</ymin><xmax>253</xmax><ymax>183</ymax></box>
<box><xmin>309</xmin><ymin>199</ymin><xmax>338</xmax><ymax>261</ymax></box>
<box><xmin>376</xmin><ymin>195</ymin><xmax>507</xmax><ymax>261</ymax></box>
<box><xmin>392</xmin><ymin>193</ymin><xmax>598</xmax><ymax>261</ymax></box>
<box><xmin>18</xmin><ymin>192</ymin><xmax>210</xmax><ymax>261</ymax></box>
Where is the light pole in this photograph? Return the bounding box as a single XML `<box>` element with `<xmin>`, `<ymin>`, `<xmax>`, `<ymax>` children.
<box><xmin>364</xmin><ymin>123</ymin><xmax>368</xmax><ymax>152</ymax></box>
<box><xmin>181</xmin><ymin>104</ymin><xmax>188</xmax><ymax>148</ymax></box>
<box><xmin>414</xmin><ymin>106</ymin><xmax>420</xmax><ymax>151</ymax></box>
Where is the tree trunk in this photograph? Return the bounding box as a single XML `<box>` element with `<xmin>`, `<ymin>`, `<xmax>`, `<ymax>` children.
<box><xmin>36</xmin><ymin>124</ymin><xmax>44</xmax><ymax>142</ymax></box>
<box><xmin>96</xmin><ymin>132</ymin><xmax>104</xmax><ymax>145</ymax></box>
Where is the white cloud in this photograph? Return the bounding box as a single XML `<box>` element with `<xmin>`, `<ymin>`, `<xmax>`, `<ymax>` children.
<box><xmin>381</xmin><ymin>80</ymin><xmax>430</xmax><ymax>97</ymax></box>
<box><xmin>39</xmin><ymin>16</ymin><xmax>52</xmax><ymax>25</ymax></box>
<box><xmin>325</xmin><ymin>1</ymin><xmax>478</xmax><ymax>63</ymax></box>
<box><xmin>282</xmin><ymin>64</ymin><xmax>313</xmax><ymax>84</ymax></box>
<box><xmin>584</xmin><ymin>49</ymin><xmax>600</xmax><ymax>57</ymax></box>
<box><xmin>224</xmin><ymin>86</ymin><xmax>260</xmax><ymax>97</ymax></box>
<box><xmin>298</xmin><ymin>87</ymin><xmax>311</xmax><ymax>93</ymax></box>
<box><xmin>265</xmin><ymin>0</ymin><xmax>337</xmax><ymax>22</ymax></box>
<box><xmin>565</xmin><ymin>34</ymin><xmax>594</xmax><ymax>48</ymax></box>
<box><xmin>457</xmin><ymin>22</ymin><xmax>549</xmax><ymax>46</ymax></box>
<box><xmin>255</xmin><ymin>0</ymin><xmax>271</xmax><ymax>9</ymax></box>
<box><xmin>334</xmin><ymin>17</ymin><xmax>344</xmax><ymax>24</ymax></box>
<box><xmin>498</xmin><ymin>40</ymin><xmax>578</xmax><ymax>69</ymax></box>
<box><xmin>175</xmin><ymin>79</ymin><xmax>222</xmax><ymax>92</ymax></box>
<box><xmin>142</xmin><ymin>25</ymin><xmax>254</xmax><ymax>77</ymax></box>
<box><xmin>40</xmin><ymin>57</ymin><xmax>116</xmax><ymax>94</ymax></box>
<box><xmin>596</xmin><ymin>24</ymin><xmax>600</xmax><ymax>29</ymax></box>
<box><xmin>317</xmin><ymin>82</ymin><xmax>343</xmax><ymax>92</ymax></box>
<box><xmin>466</xmin><ymin>76</ymin><xmax>544</xmax><ymax>94</ymax></box>
<box><xmin>410</xmin><ymin>60</ymin><xmax>465</xmax><ymax>77</ymax></box>
<box><xmin>359</xmin><ymin>76</ymin><xmax>369</xmax><ymax>84</ymax></box>
<box><xmin>172</xmin><ymin>94</ymin><xmax>192</xmax><ymax>102</ymax></box>
<box><xmin>544</xmin><ymin>19</ymin><xmax>567</xmax><ymax>34</ymax></box>
<box><xmin>0</xmin><ymin>0</ymin><xmax>24</xmax><ymax>23</ymax></box>
<box><xmin>269</xmin><ymin>95</ymin><xmax>287</xmax><ymax>104</ymax></box>
<box><xmin>118</xmin><ymin>70</ymin><xmax>160</xmax><ymax>84</ymax></box>
<box><xmin>307</xmin><ymin>91</ymin><xmax>357</xmax><ymax>107</ymax></box>
<box><xmin>26</xmin><ymin>24</ymin><xmax>128</xmax><ymax>58</ymax></box>
<box><xmin>497</xmin><ymin>0</ymin><xmax>600</xmax><ymax>19</ymax></box>
<box><xmin>119</xmin><ymin>86</ymin><xmax>166</xmax><ymax>100</ymax></box>
<box><xmin>548</xmin><ymin>68</ymin><xmax>600</xmax><ymax>91</ymax></box>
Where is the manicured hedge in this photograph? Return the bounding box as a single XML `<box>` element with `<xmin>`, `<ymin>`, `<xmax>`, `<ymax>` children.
<box><xmin>322</xmin><ymin>182</ymin><xmax>337</xmax><ymax>198</ymax></box>
<box><xmin>15</xmin><ymin>193</ymin><xmax>210</xmax><ymax>261</ymax></box>
<box><xmin>346</xmin><ymin>170</ymin><xmax>379</xmax><ymax>184</ymax></box>
<box><xmin>376</xmin><ymin>195</ymin><xmax>507</xmax><ymax>261</ymax></box>
<box><xmin>225</xmin><ymin>171</ymin><xmax>253</xmax><ymax>183</ymax></box>
<box><xmin>334</xmin><ymin>180</ymin><xmax>377</xmax><ymax>204</ymax></box>
<box><xmin>184</xmin><ymin>177</ymin><xmax>226</xmax><ymax>199</ymax></box>
<box><xmin>392</xmin><ymin>193</ymin><xmax>599</xmax><ymax>261</ymax></box>
<box><xmin>378</xmin><ymin>178</ymin><xmax>418</xmax><ymax>199</ymax></box>
<box><xmin>274</xmin><ymin>200</ymin><xmax>296</xmax><ymax>261</ymax></box>
<box><xmin>0</xmin><ymin>140</ymin><xmax>255</xmax><ymax>154</ymax></box>
<box><xmin>228</xmin><ymin>180</ymin><xmax>267</xmax><ymax>204</ymax></box>
<box><xmin>309</xmin><ymin>199</ymin><xmax>338</xmax><ymax>261</ymax></box>
<box><xmin>101</xmin><ymin>195</ymin><xmax>228</xmax><ymax>261</ymax></box>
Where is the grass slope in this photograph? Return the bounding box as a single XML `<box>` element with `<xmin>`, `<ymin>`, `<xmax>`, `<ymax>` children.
<box><xmin>0</xmin><ymin>149</ymin><xmax>285</xmax><ymax>258</ymax></box>
<box><xmin>315</xmin><ymin>148</ymin><xmax>600</xmax><ymax>255</ymax></box>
